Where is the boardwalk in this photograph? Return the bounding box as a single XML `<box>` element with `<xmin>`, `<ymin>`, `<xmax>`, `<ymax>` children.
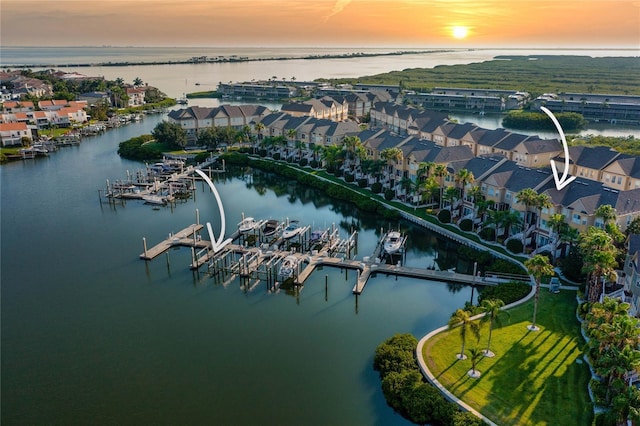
<box><xmin>139</xmin><ymin>224</ymin><xmax>206</xmax><ymax>260</ymax></box>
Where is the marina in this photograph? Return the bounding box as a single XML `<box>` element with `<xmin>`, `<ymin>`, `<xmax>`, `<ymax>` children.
<box><xmin>139</xmin><ymin>213</ymin><xmax>497</xmax><ymax>294</ymax></box>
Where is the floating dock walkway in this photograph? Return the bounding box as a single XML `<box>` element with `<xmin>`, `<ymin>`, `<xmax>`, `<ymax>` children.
<box><xmin>140</xmin><ymin>219</ymin><xmax>501</xmax><ymax>295</ymax></box>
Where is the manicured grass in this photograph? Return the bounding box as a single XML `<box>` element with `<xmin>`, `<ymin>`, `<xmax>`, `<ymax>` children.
<box><xmin>423</xmin><ymin>290</ymin><xmax>592</xmax><ymax>425</ymax></box>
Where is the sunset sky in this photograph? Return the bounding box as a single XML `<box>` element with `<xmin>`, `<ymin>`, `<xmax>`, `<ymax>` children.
<box><xmin>2</xmin><ymin>0</ymin><xmax>639</xmax><ymax>48</ymax></box>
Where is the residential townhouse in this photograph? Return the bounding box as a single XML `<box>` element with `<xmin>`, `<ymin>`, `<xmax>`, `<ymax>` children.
<box><xmin>430</xmin><ymin>122</ymin><xmax>479</xmax><ymax>147</ymax></box>
<box><xmin>0</xmin><ymin>122</ymin><xmax>33</xmax><ymax>146</ymax></box>
<box><xmin>554</xmin><ymin>146</ymin><xmax>629</xmax><ymax>187</ymax></box>
<box><xmin>281</xmin><ymin>96</ymin><xmax>348</xmax><ymax>122</ymax></box>
<box><xmin>168</xmin><ymin>104</ymin><xmax>271</xmax><ymax>143</ymax></box>
<box><xmin>405</xmin><ymin>88</ymin><xmax>529</xmax><ymax>113</ymax></box>
<box><xmin>623</xmin><ymin>235</ymin><xmax>640</xmax><ymax>316</ymax></box>
<box><xmin>217</xmin><ymin>82</ymin><xmax>296</xmax><ymax>100</ymax></box>
<box><xmin>494</xmin><ymin>135</ymin><xmax>563</xmax><ymax>168</ymax></box>
<box><xmin>371</xmin><ymin>102</ymin><xmax>449</xmax><ymax>136</ymax></box>
<box><xmin>533</xmin><ymin>92</ymin><xmax>640</xmax><ymax>124</ymax></box>
<box><xmin>600</xmin><ymin>155</ymin><xmax>640</xmax><ymax>191</ymax></box>
<box><xmin>251</xmin><ymin>112</ymin><xmax>359</xmax><ymax>146</ymax></box>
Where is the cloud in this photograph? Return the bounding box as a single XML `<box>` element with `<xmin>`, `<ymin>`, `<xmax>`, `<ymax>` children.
<box><xmin>323</xmin><ymin>0</ymin><xmax>351</xmax><ymax>22</ymax></box>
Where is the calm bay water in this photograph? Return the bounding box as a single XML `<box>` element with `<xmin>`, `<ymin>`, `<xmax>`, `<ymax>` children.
<box><xmin>1</xmin><ymin>114</ymin><xmax>473</xmax><ymax>425</ymax></box>
<box><xmin>2</xmin><ymin>46</ymin><xmax>637</xmax><ymax>424</ymax></box>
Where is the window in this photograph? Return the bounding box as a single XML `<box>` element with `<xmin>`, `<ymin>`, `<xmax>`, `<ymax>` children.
<box><xmin>617</xmin><ymin>176</ymin><xmax>622</xmax><ymax>184</ymax></box>
<box><xmin>506</xmin><ymin>192</ymin><xmax>511</xmax><ymax>200</ymax></box>
<box><xmin>572</xmin><ymin>214</ymin><xmax>581</xmax><ymax>224</ymax></box>
<box><xmin>488</xmin><ymin>188</ymin><xmax>494</xmax><ymax>196</ymax></box>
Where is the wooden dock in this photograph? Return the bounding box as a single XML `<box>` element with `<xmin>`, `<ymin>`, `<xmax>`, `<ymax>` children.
<box><xmin>139</xmin><ymin>224</ymin><xmax>206</xmax><ymax>260</ymax></box>
<box><xmin>140</xmin><ymin>219</ymin><xmax>497</xmax><ymax>295</ymax></box>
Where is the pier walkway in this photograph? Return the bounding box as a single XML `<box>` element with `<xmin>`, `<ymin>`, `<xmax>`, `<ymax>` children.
<box><xmin>140</xmin><ymin>220</ymin><xmax>498</xmax><ymax>295</ymax></box>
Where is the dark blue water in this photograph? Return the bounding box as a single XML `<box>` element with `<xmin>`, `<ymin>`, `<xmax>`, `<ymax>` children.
<box><xmin>1</xmin><ymin>115</ymin><xmax>474</xmax><ymax>425</ymax></box>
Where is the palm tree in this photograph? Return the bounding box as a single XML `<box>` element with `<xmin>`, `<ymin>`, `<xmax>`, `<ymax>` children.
<box><xmin>595</xmin><ymin>204</ymin><xmax>617</xmax><ymax>228</ymax></box>
<box><xmin>501</xmin><ymin>210</ymin><xmax>523</xmax><ymax>239</ymax></box>
<box><xmin>380</xmin><ymin>147</ymin><xmax>402</xmax><ymax>188</ymax></box>
<box><xmin>515</xmin><ymin>188</ymin><xmax>538</xmax><ymax>229</ymax></box>
<box><xmin>399</xmin><ymin>176</ymin><xmax>416</xmax><ymax>201</ymax></box>
<box><xmin>443</xmin><ymin>186</ymin><xmax>459</xmax><ymax>211</ymax></box>
<box><xmin>417</xmin><ymin>161</ymin><xmax>435</xmax><ymax>182</ymax></box>
<box><xmin>454</xmin><ymin>168</ymin><xmax>474</xmax><ymax>217</ymax></box>
<box><xmin>480</xmin><ymin>299</ymin><xmax>508</xmax><ymax>357</ymax></box>
<box><xmin>294</xmin><ymin>140</ymin><xmax>306</xmax><ymax>161</ymax></box>
<box><xmin>254</xmin><ymin>121</ymin><xmax>265</xmax><ymax>142</ymax></box>
<box><xmin>448</xmin><ymin>308</ymin><xmax>480</xmax><ymax>360</ymax></box>
<box><xmin>432</xmin><ymin>164</ymin><xmax>449</xmax><ymax>208</ymax></box>
<box><xmin>133</xmin><ymin>77</ymin><xmax>143</xmax><ymax>87</ymax></box>
<box><xmin>533</xmin><ymin>193</ymin><xmax>553</xmax><ymax>242</ymax></box>
<box><xmin>524</xmin><ymin>254</ymin><xmax>555</xmax><ymax>331</ymax></box>
<box><xmin>419</xmin><ymin>177</ymin><xmax>440</xmax><ymax>206</ymax></box>
<box><xmin>467</xmin><ymin>347</ymin><xmax>484</xmax><ymax>378</ymax></box>
<box><xmin>311</xmin><ymin>144</ymin><xmax>323</xmax><ymax>164</ymax></box>
<box><xmin>579</xmin><ymin>227</ymin><xmax>618</xmax><ymax>303</ymax></box>
<box><xmin>286</xmin><ymin>128</ymin><xmax>297</xmax><ymax>149</ymax></box>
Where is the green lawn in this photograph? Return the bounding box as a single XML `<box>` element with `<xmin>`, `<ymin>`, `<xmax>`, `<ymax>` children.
<box><xmin>423</xmin><ymin>291</ymin><xmax>592</xmax><ymax>425</ymax></box>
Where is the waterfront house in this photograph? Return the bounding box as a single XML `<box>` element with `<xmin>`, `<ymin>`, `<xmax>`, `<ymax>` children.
<box><xmin>0</xmin><ymin>122</ymin><xmax>32</xmax><ymax>146</ymax></box>
<box><xmin>1</xmin><ymin>101</ymin><xmax>35</xmax><ymax>113</ymax></box>
<box><xmin>126</xmin><ymin>87</ymin><xmax>146</xmax><ymax>107</ymax></box>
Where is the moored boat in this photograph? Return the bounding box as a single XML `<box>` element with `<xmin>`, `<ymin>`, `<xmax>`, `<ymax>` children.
<box><xmin>383</xmin><ymin>231</ymin><xmax>403</xmax><ymax>254</ymax></box>
<box><xmin>278</xmin><ymin>255</ymin><xmax>299</xmax><ymax>279</ymax></box>
<box><xmin>282</xmin><ymin>220</ymin><xmax>301</xmax><ymax>239</ymax></box>
<box><xmin>263</xmin><ymin>219</ymin><xmax>280</xmax><ymax>237</ymax></box>
<box><xmin>238</xmin><ymin>216</ymin><xmax>259</xmax><ymax>233</ymax></box>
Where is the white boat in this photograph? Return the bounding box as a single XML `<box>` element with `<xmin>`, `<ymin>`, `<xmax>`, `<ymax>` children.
<box><xmin>278</xmin><ymin>255</ymin><xmax>299</xmax><ymax>279</ymax></box>
<box><xmin>142</xmin><ymin>194</ymin><xmax>166</xmax><ymax>205</ymax></box>
<box><xmin>282</xmin><ymin>220</ymin><xmax>301</xmax><ymax>239</ymax></box>
<box><xmin>238</xmin><ymin>216</ymin><xmax>259</xmax><ymax>233</ymax></box>
<box><xmin>383</xmin><ymin>231</ymin><xmax>403</xmax><ymax>254</ymax></box>
<box><xmin>263</xmin><ymin>219</ymin><xmax>280</xmax><ymax>237</ymax></box>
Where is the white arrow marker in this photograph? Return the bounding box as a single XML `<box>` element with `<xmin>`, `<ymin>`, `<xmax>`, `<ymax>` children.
<box><xmin>194</xmin><ymin>169</ymin><xmax>232</xmax><ymax>253</ymax></box>
<box><xmin>542</xmin><ymin>106</ymin><xmax>577</xmax><ymax>191</ymax></box>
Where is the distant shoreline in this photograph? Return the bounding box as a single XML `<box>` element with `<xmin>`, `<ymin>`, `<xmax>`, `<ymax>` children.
<box><xmin>5</xmin><ymin>49</ymin><xmax>456</xmax><ymax>69</ymax></box>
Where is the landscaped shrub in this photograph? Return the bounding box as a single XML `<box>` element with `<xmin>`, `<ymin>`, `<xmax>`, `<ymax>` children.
<box><xmin>506</xmin><ymin>239</ymin><xmax>524</xmax><ymax>254</ymax></box>
<box><xmin>344</xmin><ymin>173</ymin><xmax>355</xmax><ymax>183</ymax></box>
<box><xmin>299</xmin><ymin>158</ymin><xmax>308</xmax><ymax>167</ymax></box>
<box><xmin>286</xmin><ymin>156</ymin><xmax>293</xmax><ymax>163</ymax></box>
<box><xmin>333</xmin><ymin>168</ymin><xmax>343</xmax><ymax>177</ymax></box>
<box><xmin>384</xmin><ymin>189</ymin><xmax>395</xmax><ymax>200</ymax></box>
<box><xmin>357</xmin><ymin>178</ymin><xmax>368</xmax><ymax>188</ymax></box>
<box><xmin>459</xmin><ymin>218</ymin><xmax>473</xmax><ymax>232</ymax></box>
<box><xmin>258</xmin><ymin>149</ymin><xmax>267</xmax><ymax>157</ymax></box>
<box><xmin>326</xmin><ymin>164</ymin><xmax>335</xmax><ymax>174</ymax></box>
<box><xmin>374</xmin><ymin>333</ymin><xmax>483</xmax><ymax>425</ymax></box>
<box><xmin>309</xmin><ymin>160</ymin><xmax>319</xmax><ymax>168</ymax></box>
<box><xmin>272</xmin><ymin>152</ymin><xmax>281</xmax><ymax>160</ymax></box>
<box><xmin>560</xmin><ymin>247</ymin><xmax>586</xmax><ymax>283</ymax></box>
<box><xmin>487</xmin><ymin>259</ymin><xmax>526</xmax><ymax>275</ymax></box>
<box><xmin>437</xmin><ymin>209</ymin><xmax>451</xmax><ymax>223</ymax></box>
<box><xmin>371</xmin><ymin>182</ymin><xmax>383</xmax><ymax>194</ymax></box>
<box><xmin>479</xmin><ymin>227</ymin><xmax>495</xmax><ymax>241</ymax></box>
<box><xmin>478</xmin><ymin>281</ymin><xmax>531</xmax><ymax>305</ymax></box>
